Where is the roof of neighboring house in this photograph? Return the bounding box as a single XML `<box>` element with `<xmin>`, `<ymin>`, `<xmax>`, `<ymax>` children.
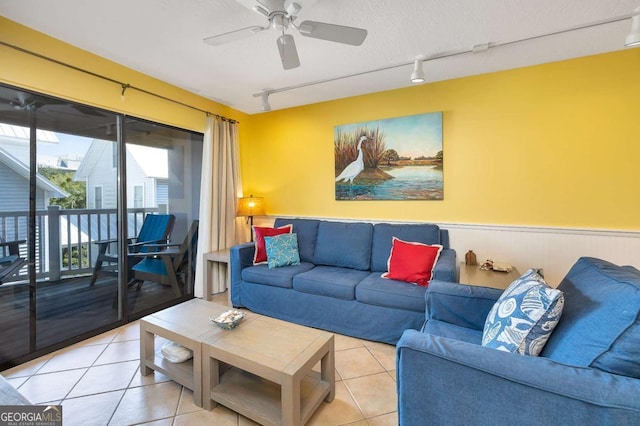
<box><xmin>127</xmin><ymin>144</ymin><xmax>168</xmax><ymax>179</ymax></box>
<box><xmin>0</xmin><ymin>123</ymin><xmax>58</xmax><ymax>142</ymax></box>
<box><xmin>73</xmin><ymin>138</ymin><xmax>107</xmax><ymax>180</ymax></box>
<box><xmin>0</xmin><ymin>146</ymin><xmax>68</xmax><ymax>198</ymax></box>
<box><xmin>75</xmin><ymin>139</ymin><xmax>168</xmax><ymax>180</ymax></box>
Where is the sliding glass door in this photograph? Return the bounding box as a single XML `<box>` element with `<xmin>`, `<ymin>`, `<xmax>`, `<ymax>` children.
<box><xmin>124</xmin><ymin>117</ymin><xmax>202</xmax><ymax>316</ymax></box>
<box><xmin>0</xmin><ymin>84</ymin><xmax>202</xmax><ymax>369</ymax></box>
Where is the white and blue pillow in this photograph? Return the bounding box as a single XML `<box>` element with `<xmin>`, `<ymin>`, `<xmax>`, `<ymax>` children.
<box><xmin>264</xmin><ymin>233</ymin><xmax>301</xmax><ymax>269</ymax></box>
<box><xmin>482</xmin><ymin>269</ymin><xmax>564</xmax><ymax>356</ymax></box>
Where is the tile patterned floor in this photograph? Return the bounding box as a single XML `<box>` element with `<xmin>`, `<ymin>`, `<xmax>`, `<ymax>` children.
<box><xmin>1</xmin><ymin>294</ymin><xmax>398</xmax><ymax>425</ymax></box>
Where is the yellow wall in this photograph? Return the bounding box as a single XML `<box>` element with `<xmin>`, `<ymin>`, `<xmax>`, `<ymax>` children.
<box><xmin>0</xmin><ymin>17</ymin><xmax>247</xmax><ymax>132</ymax></box>
<box><xmin>3</xmin><ymin>16</ymin><xmax>640</xmax><ymax>231</ymax></box>
<box><xmin>243</xmin><ymin>49</ymin><xmax>640</xmax><ymax>230</ymax></box>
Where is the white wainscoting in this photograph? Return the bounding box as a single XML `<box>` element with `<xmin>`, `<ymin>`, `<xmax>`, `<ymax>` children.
<box><xmin>254</xmin><ymin>216</ymin><xmax>640</xmax><ymax>287</ymax></box>
<box><xmin>443</xmin><ymin>223</ymin><xmax>640</xmax><ymax>286</ymax></box>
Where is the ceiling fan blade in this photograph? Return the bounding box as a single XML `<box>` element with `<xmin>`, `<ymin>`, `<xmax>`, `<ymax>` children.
<box><xmin>277</xmin><ymin>34</ymin><xmax>300</xmax><ymax>70</ymax></box>
<box><xmin>297</xmin><ymin>20</ymin><xmax>367</xmax><ymax>46</ymax></box>
<box><xmin>203</xmin><ymin>26</ymin><xmax>266</xmax><ymax>46</ymax></box>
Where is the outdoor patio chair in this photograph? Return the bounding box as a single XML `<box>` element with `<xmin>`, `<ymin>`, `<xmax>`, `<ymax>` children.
<box><xmin>128</xmin><ymin>220</ymin><xmax>199</xmax><ymax>297</ymax></box>
<box><xmin>0</xmin><ymin>239</ymin><xmax>26</xmax><ymax>284</ymax></box>
<box><xmin>89</xmin><ymin>213</ymin><xmax>175</xmax><ymax>286</ymax></box>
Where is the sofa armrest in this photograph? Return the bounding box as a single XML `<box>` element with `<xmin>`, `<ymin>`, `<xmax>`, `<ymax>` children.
<box><xmin>426</xmin><ymin>280</ymin><xmax>503</xmax><ymax>330</ymax></box>
<box><xmin>432</xmin><ymin>248</ymin><xmax>456</xmax><ymax>282</ymax></box>
<box><xmin>396</xmin><ymin>330</ymin><xmax>640</xmax><ymax>426</ymax></box>
<box><xmin>229</xmin><ymin>242</ymin><xmax>255</xmax><ymax>306</ymax></box>
<box><xmin>0</xmin><ymin>375</ymin><xmax>31</xmax><ymax>405</ymax></box>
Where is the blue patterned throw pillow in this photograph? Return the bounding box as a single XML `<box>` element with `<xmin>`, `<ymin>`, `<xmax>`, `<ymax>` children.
<box><xmin>482</xmin><ymin>269</ymin><xmax>564</xmax><ymax>356</ymax></box>
<box><xmin>264</xmin><ymin>233</ymin><xmax>301</xmax><ymax>269</ymax></box>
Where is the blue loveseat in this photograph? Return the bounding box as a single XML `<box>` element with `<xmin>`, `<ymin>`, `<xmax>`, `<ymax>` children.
<box><xmin>397</xmin><ymin>257</ymin><xmax>640</xmax><ymax>425</ymax></box>
<box><xmin>230</xmin><ymin>218</ymin><xmax>456</xmax><ymax>344</ymax></box>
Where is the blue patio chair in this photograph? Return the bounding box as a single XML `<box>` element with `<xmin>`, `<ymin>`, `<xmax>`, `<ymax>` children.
<box><xmin>89</xmin><ymin>213</ymin><xmax>175</xmax><ymax>286</ymax></box>
<box><xmin>0</xmin><ymin>239</ymin><xmax>26</xmax><ymax>284</ymax></box>
<box><xmin>128</xmin><ymin>220</ymin><xmax>199</xmax><ymax>297</ymax></box>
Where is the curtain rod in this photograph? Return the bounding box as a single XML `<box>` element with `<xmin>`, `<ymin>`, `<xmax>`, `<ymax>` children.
<box><xmin>0</xmin><ymin>40</ymin><xmax>238</xmax><ymax>124</ymax></box>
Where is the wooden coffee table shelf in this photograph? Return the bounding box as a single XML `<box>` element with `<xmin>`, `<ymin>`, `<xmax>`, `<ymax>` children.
<box><xmin>210</xmin><ymin>368</ymin><xmax>330</xmax><ymax>426</ymax></box>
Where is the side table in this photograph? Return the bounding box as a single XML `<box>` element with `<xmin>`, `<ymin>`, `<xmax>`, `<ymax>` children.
<box><xmin>203</xmin><ymin>249</ymin><xmax>230</xmax><ymax>301</ymax></box>
<box><xmin>459</xmin><ymin>262</ymin><xmax>520</xmax><ymax>290</ymax></box>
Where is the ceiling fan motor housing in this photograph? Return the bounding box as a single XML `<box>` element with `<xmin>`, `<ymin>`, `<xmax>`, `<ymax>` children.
<box><xmin>270</xmin><ymin>13</ymin><xmax>289</xmax><ymax>32</ymax></box>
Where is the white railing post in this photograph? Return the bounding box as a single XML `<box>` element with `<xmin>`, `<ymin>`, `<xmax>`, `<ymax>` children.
<box><xmin>48</xmin><ymin>205</ymin><xmax>61</xmax><ymax>281</ymax></box>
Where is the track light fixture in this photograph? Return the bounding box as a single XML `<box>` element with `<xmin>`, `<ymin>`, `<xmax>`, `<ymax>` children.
<box><xmin>261</xmin><ymin>92</ymin><xmax>271</xmax><ymax>111</ymax></box>
<box><xmin>410</xmin><ymin>57</ymin><xmax>425</xmax><ymax>84</ymax></box>
<box><xmin>626</xmin><ymin>10</ymin><xmax>640</xmax><ymax>47</ymax></box>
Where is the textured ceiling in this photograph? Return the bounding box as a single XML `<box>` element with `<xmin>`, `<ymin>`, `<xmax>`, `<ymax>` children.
<box><xmin>1</xmin><ymin>0</ymin><xmax>639</xmax><ymax>114</ymax></box>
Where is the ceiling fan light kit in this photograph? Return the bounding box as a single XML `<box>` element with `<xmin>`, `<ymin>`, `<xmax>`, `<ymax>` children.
<box><xmin>203</xmin><ymin>0</ymin><xmax>368</xmax><ymax>70</ymax></box>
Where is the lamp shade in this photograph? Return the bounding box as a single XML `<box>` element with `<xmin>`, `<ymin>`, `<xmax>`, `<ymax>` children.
<box><xmin>237</xmin><ymin>195</ymin><xmax>265</xmax><ymax>217</ymax></box>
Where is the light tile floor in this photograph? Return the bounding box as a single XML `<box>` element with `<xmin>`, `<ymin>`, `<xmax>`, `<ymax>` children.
<box><xmin>2</xmin><ymin>294</ymin><xmax>398</xmax><ymax>426</ymax></box>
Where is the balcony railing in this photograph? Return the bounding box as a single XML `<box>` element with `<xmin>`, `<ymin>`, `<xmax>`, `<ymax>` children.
<box><xmin>0</xmin><ymin>206</ymin><xmax>162</xmax><ymax>283</ymax></box>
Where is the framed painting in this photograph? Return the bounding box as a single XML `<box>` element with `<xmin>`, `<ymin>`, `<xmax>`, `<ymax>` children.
<box><xmin>334</xmin><ymin>111</ymin><xmax>443</xmax><ymax>200</ymax></box>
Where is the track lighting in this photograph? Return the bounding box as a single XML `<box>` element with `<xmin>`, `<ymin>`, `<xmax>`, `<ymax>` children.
<box><xmin>261</xmin><ymin>93</ymin><xmax>271</xmax><ymax>111</ymax></box>
<box><xmin>252</xmin><ymin>11</ymin><xmax>640</xmax><ymax>111</ymax></box>
<box><xmin>410</xmin><ymin>58</ymin><xmax>425</xmax><ymax>84</ymax></box>
<box><xmin>626</xmin><ymin>11</ymin><xmax>640</xmax><ymax>47</ymax></box>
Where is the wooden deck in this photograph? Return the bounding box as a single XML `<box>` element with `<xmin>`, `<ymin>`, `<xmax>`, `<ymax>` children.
<box><xmin>0</xmin><ymin>274</ymin><xmax>190</xmax><ymax>368</ymax></box>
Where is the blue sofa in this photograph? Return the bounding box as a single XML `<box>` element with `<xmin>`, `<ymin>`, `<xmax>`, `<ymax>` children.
<box><xmin>397</xmin><ymin>257</ymin><xmax>640</xmax><ymax>425</ymax></box>
<box><xmin>230</xmin><ymin>218</ymin><xmax>456</xmax><ymax>344</ymax></box>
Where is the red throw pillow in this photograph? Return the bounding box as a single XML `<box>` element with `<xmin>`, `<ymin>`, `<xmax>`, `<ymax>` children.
<box><xmin>253</xmin><ymin>225</ymin><xmax>293</xmax><ymax>264</ymax></box>
<box><xmin>381</xmin><ymin>237</ymin><xmax>443</xmax><ymax>287</ymax></box>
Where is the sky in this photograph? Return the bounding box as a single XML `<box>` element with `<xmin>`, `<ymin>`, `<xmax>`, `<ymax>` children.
<box><xmin>38</xmin><ymin>133</ymin><xmax>92</xmax><ymax>159</ymax></box>
<box><xmin>335</xmin><ymin>111</ymin><xmax>443</xmax><ymax>158</ymax></box>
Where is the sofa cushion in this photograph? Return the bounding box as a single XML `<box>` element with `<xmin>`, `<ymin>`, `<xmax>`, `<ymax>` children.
<box><xmin>313</xmin><ymin>221</ymin><xmax>373</xmax><ymax>270</ymax></box>
<box><xmin>274</xmin><ymin>218</ymin><xmax>319</xmax><ymax>264</ymax></box>
<box><xmin>264</xmin><ymin>233</ymin><xmax>300</xmax><ymax>268</ymax></box>
<box><xmin>542</xmin><ymin>257</ymin><xmax>640</xmax><ymax>378</ymax></box>
<box><xmin>242</xmin><ymin>262</ymin><xmax>315</xmax><ymax>289</ymax></box>
<box><xmin>371</xmin><ymin>223</ymin><xmax>441</xmax><ymax>272</ymax></box>
<box><xmin>252</xmin><ymin>225</ymin><xmax>292</xmax><ymax>264</ymax></box>
<box><xmin>381</xmin><ymin>237</ymin><xmax>442</xmax><ymax>286</ymax></box>
<box><xmin>482</xmin><ymin>269</ymin><xmax>564</xmax><ymax>356</ymax></box>
<box><xmin>424</xmin><ymin>319</ymin><xmax>483</xmax><ymax>345</ymax></box>
<box><xmin>293</xmin><ymin>266</ymin><xmax>370</xmax><ymax>300</ymax></box>
<box><xmin>356</xmin><ymin>273</ymin><xmax>427</xmax><ymax>313</ymax></box>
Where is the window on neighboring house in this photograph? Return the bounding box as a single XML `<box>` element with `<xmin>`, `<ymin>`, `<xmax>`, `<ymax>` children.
<box><xmin>133</xmin><ymin>185</ymin><xmax>143</xmax><ymax>208</ymax></box>
<box><xmin>94</xmin><ymin>186</ymin><xmax>103</xmax><ymax>209</ymax></box>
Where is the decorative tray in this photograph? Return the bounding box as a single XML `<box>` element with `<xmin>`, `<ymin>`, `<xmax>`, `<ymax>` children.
<box><xmin>210</xmin><ymin>309</ymin><xmax>245</xmax><ymax>330</ymax></box>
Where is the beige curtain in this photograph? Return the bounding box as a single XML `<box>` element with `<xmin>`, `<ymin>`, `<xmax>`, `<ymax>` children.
<box><xmin>194</xmin><ymin>115</ymin><xmax>242</xmax><ymax>298</ymax></box>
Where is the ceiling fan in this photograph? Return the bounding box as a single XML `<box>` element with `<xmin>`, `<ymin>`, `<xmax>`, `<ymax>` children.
<box><xmin>203</xmin><ymin>0</ymin><xmax>368</xmax><ymax>70</ymax></box>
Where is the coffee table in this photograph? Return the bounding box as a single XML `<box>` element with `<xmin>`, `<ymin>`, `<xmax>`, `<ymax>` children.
<box><xmin>202</xmin><ymin>315</ymin><xmax>335</xmax><ymax>426</ymax></box>
<box><xmin>139</xmin><ymin>299</ymin><xmax>244</xmax><ymax>406</ymax></box>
